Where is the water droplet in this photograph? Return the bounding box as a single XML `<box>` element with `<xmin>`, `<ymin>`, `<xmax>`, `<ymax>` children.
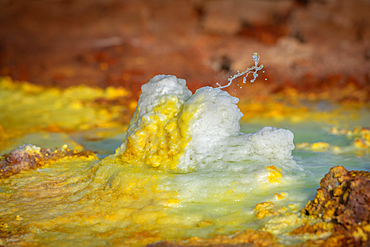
<box><xmin>265</xmin><ymin>78</ymin><xmax>267</xmax><ymax>81</ymax></box>
<box><xmin>252</xmin><ymin>52</ymin><xmax>260</xmax><ymax>67</ymax></box>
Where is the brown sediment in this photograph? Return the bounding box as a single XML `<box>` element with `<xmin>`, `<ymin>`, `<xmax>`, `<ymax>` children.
<box><xmin>0</xmin><ymin>223</ymin><xmax>31</xmax><ymax>246</ymax></box>
<box><xmin>146</xmin><ymin>229</ymin><xmax>283</xmax><ymax>247</ymax></box>
<box><xmin>293</xmin><ymin>222</ymin><xmax>370</xmax><ymax>247</ymax></box>
<box><xmin>0</xmin><ymin>145</ymin><xmax>97</xmax><ymax>178</ymax></box>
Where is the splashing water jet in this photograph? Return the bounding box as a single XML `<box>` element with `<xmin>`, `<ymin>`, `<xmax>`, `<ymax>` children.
<box><xmin>217</xmin><ymin>52</ymin><xmax>264</xmax><ymax>89</ymax></box>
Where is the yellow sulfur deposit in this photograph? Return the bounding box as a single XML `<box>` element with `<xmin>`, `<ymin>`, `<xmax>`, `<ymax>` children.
<box><xmin>1</xmin><ymin>74</ymin><xmax>370</xmax><ymax>246</ymax></box>
<box><xmin>0</xmin><ymin>77</ymin><xmax>131</xmax><ymax>151</ymax></box>
<box><xmin>121</xmin><ymin>95</ymin><xmax>192</xmax><ymax>170</ymax></box>
<box><xmin>267</xmin><ymin>165</ymin><xmax>283</xmax><ymax>184</ymax></box>
<box><xmin>0</xmin><ymin>75</ymin><xmax>306</xmax><ymax>246</ymax></box>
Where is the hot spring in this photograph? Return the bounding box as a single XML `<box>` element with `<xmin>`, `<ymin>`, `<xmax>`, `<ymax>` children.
<box><xmin>1</xmin><ymin>67</ymin><xmax>370</xmax><ymax>246</ymax></box>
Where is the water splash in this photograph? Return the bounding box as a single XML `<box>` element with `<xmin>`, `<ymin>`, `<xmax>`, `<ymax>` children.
<box><xmin>217</xmin><ymin>52</ymin><xmax>264</xmax><ymax>89</ymax></box>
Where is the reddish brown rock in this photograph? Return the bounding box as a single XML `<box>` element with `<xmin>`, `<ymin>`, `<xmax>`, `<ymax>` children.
<box><xmin>303</xmin><ymin>166</ymin><xmax>370</xmax><ymax>228</ymax></box>
<box><xmin>0</xmin><ymin>0</ymin><xmax>369</xmax><ymax>98</ymax></box>
<box><xmin>298</xmin><ymin>166</ymin><xmax>370</xmax><ymax>246</ymax></box>
<box><xmin>0</xmin><ymin>144</ymin><xmax>97</xmax><ymax>178</ymax></box>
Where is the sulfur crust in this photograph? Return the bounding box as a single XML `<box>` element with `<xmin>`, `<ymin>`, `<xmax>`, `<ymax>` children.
<box><xmin>120</xmin><ymin>95</ymin><xmax>194</xmax><ymax>171</ymax></box>
<box><xmin>0</xmin><ymin>75</ymin><xmax>304</xmax><ymax>246</ymax></box>
<box><xmin>0</xmin><ymin>153</ymin><xmax>182</xmax><ymax>246</ymax></box>
<box><xmin>0</xmin><ymin>76</ymin><xmax>133</xmax><ymax>151</ymax></box>
<box><xmin>1</xmin><ymin>75</ymin><xmax>370</xmax><ymax>246</ymax></box>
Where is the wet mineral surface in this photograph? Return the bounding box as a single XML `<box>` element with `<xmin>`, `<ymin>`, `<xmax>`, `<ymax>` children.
<box><xmin>1</xmin><ymin>1</ymin><xmax>370</xmax><ymax>246</ymax></box>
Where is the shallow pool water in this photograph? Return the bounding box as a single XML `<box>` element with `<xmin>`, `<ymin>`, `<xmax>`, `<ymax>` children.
<box><xmin>1</xmin><ymin>76</ymin><xmax>370</xmax><ymax>246</ymax></box>
<box><xmin>1</xmin><ymin>119</ymin><xmax>369</xmax><ymax>246</ymax></box>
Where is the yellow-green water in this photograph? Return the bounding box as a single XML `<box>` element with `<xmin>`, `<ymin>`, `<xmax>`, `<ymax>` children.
<box><xmin>1</xmin><ymin>76</ymin><xmax>370</xmax><ymax>246</ymax></box>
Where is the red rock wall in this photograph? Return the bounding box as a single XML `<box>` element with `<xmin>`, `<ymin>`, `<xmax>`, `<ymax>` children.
<box><xmin>0</xmin><ymin>0</ymin><xmax>369</xmax><ymax>93</ymax></box>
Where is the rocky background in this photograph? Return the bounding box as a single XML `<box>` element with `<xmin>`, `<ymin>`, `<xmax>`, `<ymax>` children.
<box><xmin>0</xmin><ymin>0</ymin><xmax>369</xmax><ymax>96</ymax></box>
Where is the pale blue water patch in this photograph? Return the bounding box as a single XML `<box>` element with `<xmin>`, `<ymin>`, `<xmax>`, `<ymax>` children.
<box><xmin>241</xmin><ymin>121</ymin><xmax>370</xmax><ymax>174</ymax></box>
<box><xmin>241</xmin><ymin>121</ymin><xmax>349</xmax><ymax>145</ymax></box>
<box><xmin>69</xmin><ymin>128</ymin><xmax>126</xmax><ymax>155</ymax></box>
<box><xmin>240</xmin><ymin>120</ymin><xmax>370</xmax><ymax>209</ymax></box>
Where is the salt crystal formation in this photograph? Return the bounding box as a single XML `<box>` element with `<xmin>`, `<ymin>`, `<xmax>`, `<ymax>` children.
<box><xmin>116</xmin><ymin>75</ymin><xmax>298</xmax><ymax>174</ymax></box>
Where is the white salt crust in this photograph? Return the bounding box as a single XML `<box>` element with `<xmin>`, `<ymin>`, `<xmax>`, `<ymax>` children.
<box><xmin>117</xmin><ymin>75</ymin><xmax>299</xmax><ymax>174</ymax></box>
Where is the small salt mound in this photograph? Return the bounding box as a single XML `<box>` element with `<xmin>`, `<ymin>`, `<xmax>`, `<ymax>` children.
<box><xmin>116</xmin><ymin>75</ymin><xmax>298</xmax><ymax>174</ymax></box>
<box><xmin>178</xmin><ymin>87</ymin><xmax>295</xmax><ymax>172</ymax></box>
<box><xmin>116</xmin><ymin>75</ymin><xmax>192</xmax><ymax>170</ymax></box>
